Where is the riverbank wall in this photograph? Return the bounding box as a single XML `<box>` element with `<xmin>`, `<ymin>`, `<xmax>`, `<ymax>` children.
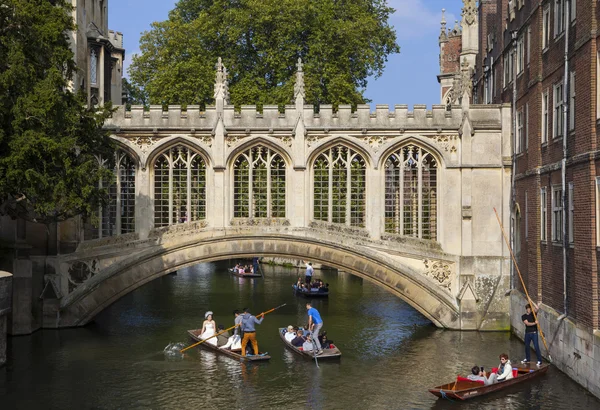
<box><xmin>511</xmin><ymin>291</ymin><xmax>600</xmax><ymax>399</ymax></box>
<box><xmin>0</xmin><ymin>271</ymin><xmax>12</xmax><ymax>366</ymax></box>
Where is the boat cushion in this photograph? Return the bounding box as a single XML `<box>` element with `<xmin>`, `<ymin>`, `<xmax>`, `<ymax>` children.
<box><xmin>456</xmin><ymin>376</ymin><xmax>484</xmax><ymax>385</ymax></box>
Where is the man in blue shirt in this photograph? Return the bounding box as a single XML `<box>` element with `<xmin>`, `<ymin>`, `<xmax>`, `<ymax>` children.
<box><xmin>306</xmin><ymin>302</ymin><xmax>324</xmax><ymax>355</ymax></box>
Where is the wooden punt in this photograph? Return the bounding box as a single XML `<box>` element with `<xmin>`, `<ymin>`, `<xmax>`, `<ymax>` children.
<box><xmin>228</xmin><ymin>268</ymin><xmax>262</xmax><ymax>278</ymax></box>
<box><xmin>292</xmin><ymin>284</ymin><xmax>329</xmax><ymax>298</ymax></box>
<box><xmin>429</xmin><ymin>363</ymin><xmax>549</xmax><ymax>400</ymax></box>
<box><xmin>187</xmin><ymin>329</ymin><xmax>270</xmax><ymax>362</ymax></box>
<box><xmin>278</xmin><ymin>327</ymin><xmax>341</xmax><ymax>359</ymax></box>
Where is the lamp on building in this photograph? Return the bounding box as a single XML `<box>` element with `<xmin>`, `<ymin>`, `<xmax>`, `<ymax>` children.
<box><xmin>121</xmin><ymin>89</ymin><xmax>129</xmax><ymax>106</ymax></box>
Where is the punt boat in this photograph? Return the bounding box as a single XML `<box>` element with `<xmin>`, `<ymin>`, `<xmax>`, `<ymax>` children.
<box><xmin>278</xmin><ymin>327</ymin><xmax>341</xmax><ymax>359</ymax></box>
<box><xmin>429</xmin><ymin>363</ymin><xmax>549</xmax><ymax>400</ymax></box>
<box><xmin>187</xmin><ymin>329</ymin><xmax>270</xmax><ymax>362</ymax></box>
<box><xmin>292</xmin><ymin>284</ymin><xmax>329</xmax><ymax>298</ymax></box>
<box><xmin>228</xmin><ymin>267</ymin><xmax>262</xmax><ymax>278</ymax></box>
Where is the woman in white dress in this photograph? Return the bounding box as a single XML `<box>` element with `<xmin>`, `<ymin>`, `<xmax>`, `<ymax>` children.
<box><xmin>200</xmin><ymin>311</ymin><xmax>218</xmax><ymax>346</ymax></box>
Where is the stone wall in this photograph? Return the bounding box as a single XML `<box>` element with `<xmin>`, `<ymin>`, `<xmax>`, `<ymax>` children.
<box><xmin>0</xmin><ymin>271</ymin><xmax>12</xmax><ymax>366</ymax></box>
<box><xmin>511</xmin><ymin>291</ymin><xmax>600</xmax><ymax>399</ymax></box>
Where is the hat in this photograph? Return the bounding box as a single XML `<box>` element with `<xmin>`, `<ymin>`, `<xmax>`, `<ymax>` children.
<box><xmin>205</xmin><ymin>311</ymin><xmax>213</xmax><ymax>319</ymax></box>
<box><xmin>287</xmin><ymin>325</ymin><xmax>294</xmax><ymax>332</ymax></box>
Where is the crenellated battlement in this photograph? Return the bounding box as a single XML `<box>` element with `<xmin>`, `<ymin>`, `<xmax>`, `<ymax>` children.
<box><xmin>106</xmin><ymin>103</ymin><xmax>506</xmax><ymax>132</ymax></box>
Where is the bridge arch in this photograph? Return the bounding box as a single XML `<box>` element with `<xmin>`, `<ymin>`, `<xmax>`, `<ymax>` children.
<box><xmin>59</xmin><ymin>234</ymin><xmax>460</xmax><ymax>329</ymax></box>
<box><xmin>226</xmin><ymin>136</ymin><xmax>293</xmax><ymax>169</ymax></box>
<box><xmin>306</xmin><ymin>137</ymin><xmax>373</xmax><ymax>169</ymax></box>
<box><xmin>146</xmin><ymin>137</ymin><xmax>213</xmax><ymax>170</ymax></box>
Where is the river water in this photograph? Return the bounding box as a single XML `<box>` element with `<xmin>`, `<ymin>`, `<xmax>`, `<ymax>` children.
<box><xmin>1</xmin><ymin>261</ymin><xmax>598</xmax><ymax>409</ymax></box>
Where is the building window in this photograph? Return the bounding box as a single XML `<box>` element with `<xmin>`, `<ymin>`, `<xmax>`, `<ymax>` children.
<box><xmin>525</xmin><ymin>190</ymin><xmax>528</xmax><ymax>238</ymax></box>
<box><xmin>568</xmin><ymin>182</ymin><xmax>574</xmax><ymax>243</ymax></box>
<box><xmin>571</xmin><ymin>0</ymin><xmax>576</xmax><ymax>21</ymax></box>
<box><xmin>517</xmin><ymin>34</ymin><xmax>524</xmax><ymax>74</ymax></box>
<box><xmin>90</xmin><ymin>49</ymin><xmax>98</xmax><ymax>86</ymax></box>
<box><xmin>313</xmin><ymin>145</ymin><xmax>365</xmax><ymax>227</ymax></box>
<box><xmin>89</xmin><ymin>150</ymin><xmax>136</xmax><ymax>239</ymax></box>
<box><xmin>542</xmin><ymin>91</ymin><xmax>549</xmax><ymax>143</ymax></box>
<box><xmin>384</xmin><ymin>145</ymin><xmax>437</xmax><ymax>240</ymax></box>
<box><xmin>555</xmin><ymin>0</ymin><xmax>565</xmax><ymax>37</ymax></box>
<box><xmin>525</xmin><ymin>103</ymin><xmax>529</xmax><ymax>150</ymax></box>
<box><xmin>569</xmin><ymin>71</ymin><xmax>576</xmax><ymax>131</ymax></box>
<box><xmin>542</xmin><ymin>6</ymin><xmax>550</xmax><ymax>49</ymax></box>
<box><xmin>154</xmin><ymin>145</ymin><xmax>206</xmax><ymax>227</ymax></box>
<box><xmin>552</xmin><ymin>186</ymin><xmax>563</xmax><ymax>243</ymax></box>
<box><xmin>517</xmin><ymin>109</ymin><xmax>524</xmax><ymax>153</ymax></box>
<box><xmin>527</xmin><ymin>27</ymin><xmax>531</xmax><ymax>65</ymax></box>
<box><xmin>233</xmin><ymin>145</ymin><xmax>286</xmax><ymax>219</ymax></box>
<box><xmin>553</xmin><ymin>82</ymin><xmax>564</xmax><ymax>139</ymax></box>
<box><xmin>596</xmin><ymin>178</ymin><xmax>600</xmax><ymax>246</ymax></box>
<box><xmin>541</xmin><ymin>187</ymin><xmax>547</xmax><ymax>241</ymax></box>
<box><xmin>515</xmin><ymin>207</ymin><xmax>521</xmax><ymax>254</ymax></box>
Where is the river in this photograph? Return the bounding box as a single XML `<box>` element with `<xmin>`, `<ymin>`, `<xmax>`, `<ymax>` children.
<box><xmin>1</xmin><ymin>261</ymin><xmax>598</xmax><ymax>409</ymax></box>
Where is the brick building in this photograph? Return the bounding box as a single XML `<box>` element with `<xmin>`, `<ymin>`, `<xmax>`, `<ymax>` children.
<box><xmin>439</xmin><ymin>0</ymin><xmax>600</xmax><ymax>398</ymax></box>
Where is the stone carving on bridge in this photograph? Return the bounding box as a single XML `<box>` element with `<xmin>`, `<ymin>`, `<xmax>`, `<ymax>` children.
<box><xmin>67</xmin><ymin>260</ymin><xmax>99</xmax><ymax>293</ymax></box>
<box><xmin>309</xmin><ymin>220</ymin><xmax>370</xmax><ymax>238</ymax></box>
<box><xmin>306</xmin><ymin>135</ymin><xmax>325</xmax><ymax>148</ymax></box>
<box><xmin>230</xmin><ymin>218</ymin><xmax>291</xmax><ymax>227</ymax></box>
<box><xmin>195</xmin><ymin>134</ymin><xmax>213</xmax><ymax>147</ymax></box>
<box><xmin>133</xmin><ymin>136</ymin><xmax>159</xmax><ymax>154</ymax></box>
<box><xmin>148</xmin><ymin>220</ymin><xmax>209</xmax><ymax>239</ymax></box>
<box><xmin>280</xmin><ymin>136</ymin><xmax>293</xmax><ymax>147</ymax></box>
<box><xmin>432</xmin><ymin>134</ymin><xmax>458</xmax><ymax>153</ymax></box>
<box><xmin>363</xmin><ymin>136</ymin><xmax>389</xmax><ymax>152</ymax></box>
<box><xmin>423</xmin><ymin>259</ymin><xmax>454</xmax><ymax>291</ymax></box>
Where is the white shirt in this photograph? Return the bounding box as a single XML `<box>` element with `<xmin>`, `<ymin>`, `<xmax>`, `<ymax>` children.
<box><xmin>285</xmin><ymin>332</ymin><xmax>296</xmax><ymax>342</ymax></box>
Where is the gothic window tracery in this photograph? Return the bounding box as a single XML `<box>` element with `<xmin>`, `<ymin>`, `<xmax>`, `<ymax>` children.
<box><xmin>90</xmin><ymin>48</ymin><xmax>98</xmax><ymax>86</ymax></box>
<box><xmin>233</xmin><ymin>146</ymin><xmax>286</xmax><ymax>218</ymax></box>
<box><xmin>153</xmin><ymin>145</ymin><xmax>206</xmax><ymax>227</ymax></box>
<box><xmin>88</xmin><ymin>150</ymin><xmax>136</xmax><ymax>239</ymax></box>
<box><xmin>384</xmin><ymin>145</ymin><xmax>438</xmax><ymax>240</ymax></box>
<box><xmin>313</xmin><ymin>145</ymin><xmax>366</xmax><ymax>227</ymax></box>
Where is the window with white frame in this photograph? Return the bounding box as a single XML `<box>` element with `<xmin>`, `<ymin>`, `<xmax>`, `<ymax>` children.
<box><xmin>554</xmin><ymin>82</ymin><xmax>564</xmax><ymax>138</ymax></box>
<box><xmin>525</xmin><ymin>103</ymin><xmax>529</xmax><ymax>150</ymax></box>
<box><xmin>568</xmin><ymin>182</ymin><xmax>574</xmax><ymax>243</ymax></box>
<box><xmin>527</xmin><ymin>27</ymin><xmax>531</xmax><ymax>65</ymax></box>
<box><xmin>517</xmin><ymin>109</ymin><xmax>524</xmax><ymax>153</ymax></box>
<box><xmin>154</xmin><ymin>145</ymin><xmax>206</xmax><ymax>227</ymax></box>
<box><xmin>569</xmin><ymin>71</ymin><xmax>576</xmax><ymax>131</ymax></box>
<box><xmin>525</xmin><ymin>190</ymin><xmax>529</xmax><ymax>238</ymax></box>
<box><xmin>233</xmin><ymin>145</ymin><xmax>286</xmax><ymax>219</ymax></box>
<box><xmin>570</xmin><ymin>0</ymin><xmax>576</xmax><ymax>22</ymax></box>
<box><xmin>515</xmin><ymin>207</ymin><xmax>521</xmax><ymax>254</ymax></box>
<box><xmin>541</xmin><ymin>187</ymin><xmax>547</xmax><ymax>241</ymax></box>
<box><xmin>503</xmin><ymin>57</ymin><xmax>508</xmax><ymax>88</ymax></box>
<box><xmin>596</xmin><ymin>177</ymin><xmax>600</xmax><ymax>246</ymax></box>
<box><xmin>87</xmin><ymin>150</ymin><xmax>136</xmax><ymax>240</ymax></box>
<box><xmin>517</xmin><ymin>34</ymin><xmax>524</xmax><ymax>74</ymax></box>
<box><xmin>543</xmin><ymin>6</ymin><xmax>550</xmax><ymax>49</ymax></box>
<box><xmin>384</xmin><ymin>145</ymin><xmax>438</xmax><ymax>240</ymax></box>
<box><xmin>555</xmin><ymin>0</ymin><xmax>565</xmax><ymax>37</ymax></box>
<box><xmin>314</xmin><ymin>145</ymin><xmax>366</xmax><ymax>228</ymax></box>
<box><xmin>552</xmin><ymin>186</ymin><xmax>563</xmax><ymax>242</ymax></box>
<box><xmin>542</xmin><ymin>90</ymin><xmax>549</xmax><ymax>143</ymax></box>
<box><xmin>493</xmin><ymin>65</ymin><xmax>498</xmax><ymax>98</ymax></box>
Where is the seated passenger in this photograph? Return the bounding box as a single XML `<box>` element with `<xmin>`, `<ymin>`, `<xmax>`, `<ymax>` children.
<box><xmin>291</xmin><ymin>330</ymin><xmax>306</xmax><ymax>347</ymax></box>
<box><xmin>216</xmin><ymin>324</ymin><xmax>230</xmax><ymax>347</ymax></box>
<box><xmin>487</xmin><ymin>353</ymin><xmax>514</xmax><ymax>384</ymax></box>
<box><xmin>466</xmin><ymin>365</ymin><xmax>494</xmax><ymax>386</ymax></box>
<box><xmin>318</xmin><ymin>331</ymin><xmax>333</xmax><ymax>349</ymax></box>
<box><xmin>284</xmin><ymin>325</ymin><xmax>296</xmax><ymax>342</ymax></box>
<box><xmin>296</xmin><ymin>277</ymin><xmax>302</xmax><ymax>288</ymax></box>
<box><xmin>302</xmin><ymin>335</ymin><xmax>315</xmax><ymax>352</ymax></box>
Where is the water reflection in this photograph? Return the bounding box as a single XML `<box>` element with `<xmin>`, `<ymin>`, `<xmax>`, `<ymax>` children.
<box><xmin>1</xmin><ymin>261</ymin><xmax>598</xmax><ymax>409</ymax></box>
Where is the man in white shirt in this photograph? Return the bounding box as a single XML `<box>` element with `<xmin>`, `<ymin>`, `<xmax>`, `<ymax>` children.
<box><xmin>284</xmin><ymin>325</ymin><xmax>296</xmax><ymax>342</ymax></box>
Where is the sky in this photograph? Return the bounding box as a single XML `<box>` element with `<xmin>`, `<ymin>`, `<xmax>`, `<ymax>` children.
<box><xmin>108</xmin><ymin>0</ymin><xmax>464</xmax><ymax>108</ymax></box>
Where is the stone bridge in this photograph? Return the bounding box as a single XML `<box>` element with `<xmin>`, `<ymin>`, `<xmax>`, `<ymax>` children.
<box><xmin>39</xmin><ymin>60</ymin><xmax>512</xmax><ymax>330</ymax></box>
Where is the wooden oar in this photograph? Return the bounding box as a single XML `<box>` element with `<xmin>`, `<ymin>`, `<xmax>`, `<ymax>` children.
<box><xmin>180</xmin><ymin>303</ymin><xmax>287</xmax><ymax>353</ymax></box>
<box><xmin>493</xmin><ymin>207</ymin><xmax>552</xmax><ymax>362</ymax></box>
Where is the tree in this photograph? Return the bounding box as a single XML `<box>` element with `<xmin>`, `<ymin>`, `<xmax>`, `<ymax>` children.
<box><xmin>129</xmin><ymin>0</ymin><xmax>399</xmax><ymax>108</ymax></box>
<box><xmin>0</xmin><ymin>0</ymin><xmax>114</xmax><ymax>225</ymax></box>
<box><xmin>122</xmin><ymin>78</ymin><xmax>148</xmax><ymax>110</ymax></box>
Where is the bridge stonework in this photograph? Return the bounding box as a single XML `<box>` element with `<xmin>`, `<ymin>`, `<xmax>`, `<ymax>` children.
<box><xmin>39</xmin><ymin>64</ymin><xmax>513</xmax><ymax>331</ymax></box>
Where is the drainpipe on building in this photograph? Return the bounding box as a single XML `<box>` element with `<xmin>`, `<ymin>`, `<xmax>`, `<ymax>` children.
<box><xmin>561</xmin><ymin>1</ymin><xmax>571</xmax><ymax>318</ymax></box>
<box><xmin>511</xmin><ymin>30</ymin><xmax>518</xmax><ymax>291</ymax></box>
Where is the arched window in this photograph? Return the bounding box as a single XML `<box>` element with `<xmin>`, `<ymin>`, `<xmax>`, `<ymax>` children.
<box><xmin>233</xmin><ymin>146</ymin><xmax>286</xmax><ymax>218</ymax></box>
<box><xmin>88</xmin><ymin>150</ymin><xmax>136</xmax><ymax>239</ymax></box>
<box><xmin>154</xmin><ymin>145</ymin><xmax>206</xmax><ymax>227</ymax></box>
<box><xmin>313</xmin><ymin>145</ymin><xmax>366</xmax><ymax>227</ymax></box>
<box><xmin>384</xmin><ymin>145</ymin><xmax>437</xmax><ymax>240</ymax></box>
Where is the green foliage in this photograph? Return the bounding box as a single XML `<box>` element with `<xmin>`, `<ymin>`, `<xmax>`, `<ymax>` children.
<box><xmin>0</xmin><ymin>0</ymin><xmax>114</xmax><ymax>224</ymax></box>
<box><xmin>129</xmin><ymin>0</ymin><xmax>399</xmax><ymax>108</ymax></box>
<box><xmin>122</xmin><ymin>78</ymin><xmax>148</xmax><ymax>109</ymax></box>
